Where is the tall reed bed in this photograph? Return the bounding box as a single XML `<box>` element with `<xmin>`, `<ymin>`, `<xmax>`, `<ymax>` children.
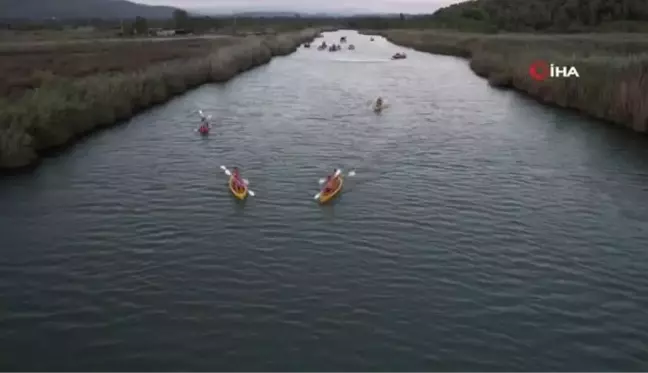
<box><xmin>0</xmin><ymin>37</ymin><xmax>241</xmax><ymax>97</ymax></box>
<box><xmin>0</xmin><ymin>29</ymin><xmax>319</xmax><ymax>169</ymax></box>
<box><xmin>366</xmin><ymin>30</ymin><xmax>648</xmax><ymax>133</ymax></box>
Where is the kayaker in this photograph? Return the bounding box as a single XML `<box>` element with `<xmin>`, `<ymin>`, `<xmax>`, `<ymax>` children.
<box><xmin>198</xmin><ymin>116</ymin><xmax>210</xmax><ymax>133</ymax></box>
<box><xmin>374</xmin><ymin>97</ymin><xmax>384</xmax><ymax>110</ymax></box>
<box><xmin>232</xmin><ymin>167</ymin><xmax>245</xmax><ymax>190</ymax></box>
<box><xmin>324</xmin><ymin>170</ymin><xmax>339</xmax><ymax>192</ymax></box>
<box><xmin>324</xmin><ymin>176</ymin><xmax>334</xmax><ymax>192</ymax></box>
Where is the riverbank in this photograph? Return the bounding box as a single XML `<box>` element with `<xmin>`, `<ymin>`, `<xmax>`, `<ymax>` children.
<box><xmin>363</xmin><ymin>29</ymin><xmax>648</xmax><ymax>133</ymax></box>
<box><xmin>0</xmin><ymin>29</ymin><xmax>320</xmax><ymax>170</ymax></box>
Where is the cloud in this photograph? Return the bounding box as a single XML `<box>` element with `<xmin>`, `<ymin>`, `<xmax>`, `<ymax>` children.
<box><xmin>134</xmin><ymin>0</ymin><xmax>459</xmax><ymax>13</ymax></box>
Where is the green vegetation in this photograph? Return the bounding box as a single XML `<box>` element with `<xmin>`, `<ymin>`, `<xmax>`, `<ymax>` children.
<box><xmin>430</xmin><ymin>0</ymin><xmax>648</xmax><ymax>33</ymax></box>
<box><xmin>347</xmin><ymin>0</ymin><xmax>648</xmax><ymax>33</ymax></box>
<box><xmin>0</xmin><ymin>29</ymin><xmax>320</xmax><ymax>169</ymax></box>
<box><xmin>366</xmin><ymin>29</ymin><xmax>648</xmax><ymax>132</ymax></box>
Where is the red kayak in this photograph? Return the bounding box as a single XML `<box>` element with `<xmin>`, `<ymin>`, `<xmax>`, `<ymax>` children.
<box><xmin>198</xmin><ymin>126</ymin><xmax>209</xmax><ymax>135</ymax></box>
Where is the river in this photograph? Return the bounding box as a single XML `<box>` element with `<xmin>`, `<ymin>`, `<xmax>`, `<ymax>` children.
<box><xmin>1</xmin><ymin>30</ymin><xmax>648</xmax><ymax>371</ymax></box>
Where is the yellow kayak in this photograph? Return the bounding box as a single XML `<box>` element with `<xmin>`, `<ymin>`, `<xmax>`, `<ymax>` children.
<box><xmin>319</xmin><ymin>175</ymin><xmax>344</xmax><ymax>204</ymax></box>
<box><xmin>229</xmin><ymin>176</ymin><xmax>248</xmax><ymax>200</ymax></box>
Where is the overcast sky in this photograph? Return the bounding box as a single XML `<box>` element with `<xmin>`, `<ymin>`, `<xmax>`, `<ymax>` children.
<box><xmin>135</xmin><ymin>0</ymin><xmax>461</xmax><ymax>14</ymax></box>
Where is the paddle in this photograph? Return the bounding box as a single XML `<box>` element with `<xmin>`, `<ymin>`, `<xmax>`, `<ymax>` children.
<box><xmin>314</xmin><ymin>169</ymin><xmax>356</xmax><ymax>200</ymax></box>
<box><xmin>198</xmin><ymin>110</ymin><xmax>213</xmax><ymax>123</ymax></box>
<box><xmin>220</xmin><ymin>165</ymin><xmax>255</xmax><ymax>197</ymax></box>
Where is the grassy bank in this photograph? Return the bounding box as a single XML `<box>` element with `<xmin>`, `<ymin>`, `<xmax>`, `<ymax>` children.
<box><xmin>364</xmin><ymin>30</ymin><xmax>648</xmax><ymax>133</ymax></box>
<box><xmin>0</xmin><ymin>29</ymin><xmax>320</xmax><ymax>170</ymax></box>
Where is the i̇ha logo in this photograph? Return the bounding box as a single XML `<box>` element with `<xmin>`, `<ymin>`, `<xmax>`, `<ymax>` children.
<box><xmin>529</xmin><ymin>60</ymin><xmax>580</xmax><ymax>81</ymax></box>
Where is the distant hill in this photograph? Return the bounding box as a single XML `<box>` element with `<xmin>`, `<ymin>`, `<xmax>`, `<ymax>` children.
<box><xmin>0</xmin><ymin>0</ymin><xmax>181</xmax><ymax>20</ymax></box>
<box><xmin>227</xmin><ymin>12</ymin><xmax>304</xmax><ymax>18</ymax></box>
<box><xmin>431</xmin><ymin>0</ymin><xmax>648</xmax><ymax>32</ymax></box>
<box><xmin>192</xmin><ymin>6</ymin><xmax>388</xmax><ymax>18</ymax></box>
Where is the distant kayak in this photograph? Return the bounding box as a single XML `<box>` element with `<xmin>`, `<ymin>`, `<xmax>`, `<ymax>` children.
<box><xmin>372</xmin><ymin>102</ymin><xmax>389</xmax><ymax>113</ymax></box>
<box><xmin>229</xmin><ymin>176</ymin><xmax>248</xmax><ymax>200</ymax></box>
<box><xmin>221</xmin><ymin>165</ymin><xmax>255</xmax><ymax>198</ymax></box>
<box><xmin>319</xmin><ymin>175</ymin><xmax>343</xmax><ymax>204</ymax></box>
<box><xmin>197</xmin><ymin>110</ymin><xmax>211</xmax><ymax>135</ymax></box>
<box><xmin>392</xmin><ymin>53</ymin><xmax>407</xmax><ymax>60</ymax></box>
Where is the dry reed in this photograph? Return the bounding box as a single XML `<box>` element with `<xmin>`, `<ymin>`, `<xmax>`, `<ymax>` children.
<box><xmin>0</xmin><ymin>29</ymin><xmax>319</xmax><ymax>169</ymax></box>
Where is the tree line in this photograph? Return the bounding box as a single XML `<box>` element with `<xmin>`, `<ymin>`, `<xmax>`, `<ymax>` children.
<box><xmin>3</xmin><ymin>0</ymin><xmax>648</xmax><ymax>34</ymax></box>
<box><xmin>428</xmin><ymin>0</ymin><xmax>648</xmax><ymax>32</ymax></box>
<box><xmin>1</xmin><ymin>10</ymin><xmax>343</xmax><ymax>35</ymax></box>
<box><xmin>345</xmin><ymin>0</ymin><xmax>648</xmax><ymax>33</ymax></box>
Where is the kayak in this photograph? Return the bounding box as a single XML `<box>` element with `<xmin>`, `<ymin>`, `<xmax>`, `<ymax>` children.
<box><xmin>198</xmin><ymin>126</ymin><xmax>209</xmax><ymax>135</ymax></box>
<box><xmin>319</xmin><ymin>175</ymin><xmax>344</xmax><ymax>204</ymax></box>
<box><xmin>229</xmin><ymin>176</ymin><xmax>248</xmax><ymax>200</ymax></box>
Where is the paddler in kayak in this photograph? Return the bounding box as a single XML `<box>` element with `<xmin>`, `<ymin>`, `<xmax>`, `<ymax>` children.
<box><xmin>323</xmin><ymin>169</ymin><xmax>340</xmax><ymax>192</ymax></box>
<box><xmin>231</xmin><ymin>167</ymin><xmax>246</xmax><ymax>191</ymax></box>
<box><xmin>374</xmin><ymin>97</ymin><xmax>384</xmax><ymax>111</ymax></box>
<box><xmin>198</xmin><ymin>115</ymin><xmax>211</xmax><ymax>134</ymax></box>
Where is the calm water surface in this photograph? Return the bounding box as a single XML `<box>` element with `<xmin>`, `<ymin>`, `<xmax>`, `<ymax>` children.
<box><xmin>1</xmin><ymin>30</ymin><xmax>648</xmax><ymax>371</ymax></box>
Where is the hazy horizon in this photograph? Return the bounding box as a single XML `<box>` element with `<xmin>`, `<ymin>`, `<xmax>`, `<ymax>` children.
<box><xmin>134</xmin><ymin>0</ymin><xmax>461</xmax><ymax>14</ymax></box>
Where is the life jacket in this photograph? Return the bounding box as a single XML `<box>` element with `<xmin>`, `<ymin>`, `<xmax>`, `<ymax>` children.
<box><xmin>324</xmin><ymin>176</ymin><xmax>338</xmax><ymax>191</ymax></box>
<box><xmin>232</xmin><ymin>173</ymin><xmax>244</xmax><ymax>187</ymax></box>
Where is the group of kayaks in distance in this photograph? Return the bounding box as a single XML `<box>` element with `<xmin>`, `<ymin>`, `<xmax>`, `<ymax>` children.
<box><xmin>303</xmin><ymin>34</ymin><xmax>406</xmax><ymax>59</ymax></box>
<box><xmin>307</xmin><ymin>41</ymin><xmax>354</xmax><ymax>52</ymax></box>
